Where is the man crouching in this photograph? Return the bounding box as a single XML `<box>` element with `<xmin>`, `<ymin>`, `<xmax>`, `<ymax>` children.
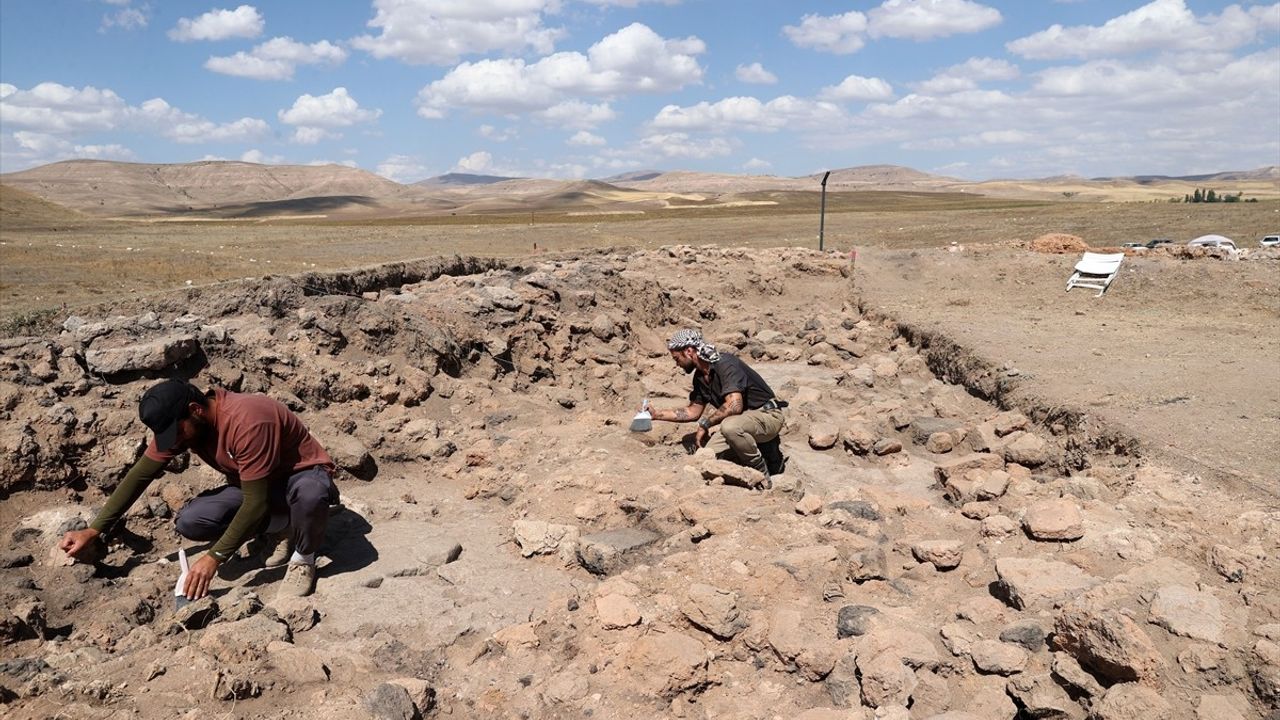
<box><xmin>59</xmin><ymin>379</ymin><xmax>338</xmax><ymax>600</ymax></box>
<box><xmin>649</xmin><ymin>329</ymin><xmax>786</xmax><ymax>477</ymax></box>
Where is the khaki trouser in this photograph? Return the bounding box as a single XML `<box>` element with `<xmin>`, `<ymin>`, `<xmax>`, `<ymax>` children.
<box><xmin>695</xmin><ymin>407</ymin><xmax>785</xmax><ymax>472</ymax></box>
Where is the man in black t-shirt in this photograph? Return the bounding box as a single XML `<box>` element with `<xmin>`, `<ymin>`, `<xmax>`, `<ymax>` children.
<box><xmin>648</xmin><ymin>329</ymin><xmax>786</xmax><ymax>476</ymax></box>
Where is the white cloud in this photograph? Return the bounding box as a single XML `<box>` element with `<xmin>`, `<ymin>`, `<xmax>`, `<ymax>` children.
<box><xmin>637</xmin><ymin>132</ymin><xmax>732</xmax><ymax>159</ymax></box>
<box><xmin>291</xmin><ymin>127</ymin><xmax>339</xmax><ymax>144</ymax></box>
<box><xmin>1</xmin><ymin>130</ymin><xmax>135</xmax><ymax>172</ymax></box>
<box><xmin>534</xmin><ymin>100</ymin><xmax>616</xmax><ymax>130</ymax></box>
<box><xmin>568</xmin><ymin>130</ymin><xmax>606</xmax><ymax>146</ymax></box>
<box><xmin>735</xmin><ymin>62</ymin><xmax>777</xmax><ymax>84</ymax></box>
<box><xmin>868</xmin><ymin>0</ymin><xmax>1002</xmax><ymax>40</ymax></box>
<box><xmin>206</xmin><ymin>37</ymin><xmax>347</xmax><ymax>80</ymax></box>
<box><xmin>743</xmin><ymin>157</ymin><xmax>772</xmax><ymax>171</ymax></box>
<box><xmin>351</xmin><ymin>0</ymin><xmax>565</xmax><ymax>65</ymax></box>
<box><xmin>783</xmin><ymin>11</ymin><xmax>868</xmax><ymax>54</ymax></box>
<box><xmin>819</xmin><ymin>75</ymin><xmax>895</xmax><ymax>102</ymax></box>
<box><xmin>376</xmin><ymin>154</ymin><xmax>431</xmax><ymax>182</ymax></box>
<box><xmin>453</xmin><ymin>151</ymin><xmax>494</xmax><ymax>172</ymax></box>
<box><xmin>101</xmin><ymin>4</ymin><xmax>149</xmax><ymax>32</ymax></box>
<box><xmin>478</xmin><ymin>124</ymin><xmax>516</xmax><ymax>141</ymax></box>
<box><xmin>0</xmin><ymin>83</ymin><xmax>130</xmax><ymax>134</ymax></box>
<box><xmin>240</xmin><ymin>149</ymin><xmax>285</xmax><ymax>163</ymax></box>
<box><xmin>916</xmin><ymin>57</ymin><xmax>1019</xmax><ymax>93</ymax></box>
<box><xmin>1008</xmin><ymin>0</ymin><xmax>1279</xmax><ymax>60</ymax></box>
<box><xmin>169</xmin><ymin>5</ymin><xmax>264</xmax><ymax>42</ymax></box>
<box><xmin>416</xmin><ymin>23</ymin><xmax>704</xmax><ymax>118</ymax></box>
<box><xmin>137</xmin><ymin>98</ymin><xmax>270</xmax><ymax>143</ymax></box>
<box><xmin>279</xmin><ymin>88</ymin><xmax>381</xmax><ymax>129</ymax></box>
<box><xmin>652</xmin><ymin>96</ymin><xmax>848</xmax><ymax>133</ymax></box>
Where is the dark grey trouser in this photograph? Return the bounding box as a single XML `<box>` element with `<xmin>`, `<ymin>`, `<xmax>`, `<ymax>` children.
<box><xmin>174</xmin><ymin>467</ymin><xmax>338</xmax><ymax>556</ymax></box>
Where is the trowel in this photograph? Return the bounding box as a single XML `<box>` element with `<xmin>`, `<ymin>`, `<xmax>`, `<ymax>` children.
<box><xmin>629</xmin><ymin>398</ymin><xmax>652</xmax><ymax>433</ymax></box>
<box><xmin>173</xmin><ymin>548</ymin><xmax>190</xmax><ymax>610</ymax></box>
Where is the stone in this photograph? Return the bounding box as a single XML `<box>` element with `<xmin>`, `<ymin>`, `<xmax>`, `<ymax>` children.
<box><xmin>682</xmin><ymin>584</ymin><xmax>747</xmax><ymax>639</ymax></box>
<box><xmin>270</xmin><ymin>596</ymin><xmax>320</xmax><ymax>634</ymax></box>
<box><xmin>774</xmin><ymin>545</ymin><xmax>841</xmax><ymax>584</ymax></box>
<box><xmin>362</xmin><ymin>682</ymin><xmax>419</xmax><ymax>720</ymax></box>
<box><xmin>957</xmin><ymin>596</ymin><xmax>1008</xmax><ymax>624</ymax></box>
<box><xmin>795</xmin><ymin>492</ymin><xmax>824</xmax><ymax>515</ymax></box>
<box><xmin>940</xmin><ymin>622</ymin><xmax>980</xmax><ymax>657</ymax></box>
<box><xmin>836</xmin><ymin>605</ymin><xmax>880</xmax><ymax>639</ymax></box>
<box><xmin>595</xmin><ymin>593</ymin><xmax>641</xmax><ymax>629</ymax></box>
<box><xmin>999</xmin><ymin>622</ymin><xmax>1046</xmax><ymax>652</ymax></box>
<box><xmin>992</xmin><ymin>411</ymin><xmax>1029</xmax><ymax>437</ymax></box>
<box><xmin>1208</xmin><ymin>544</ymin><xmax>1249</xmax><ymax>582</ymax></box>
<box><xmin>968</xmin><ymin>640</ymin><xmax>1028</xmax><ymax>675</ymax></box>
<box><xmin>966</xmin><ymin>423</ymin><xmax>1000</xmax><ymax>452</ymax></box>
<box><xmin>825</xmin><ymin>651</ymin><xmax>861</xmax><ymax>707</ymax></box>
<box><xmin>623</xmin><ymin>632</ymin><xmax>707</xmax><ymax>698</ymax></box>
<box><xmin>327</xmin><ymin>433</ymin><xmax>374</xmax><ymax>479</ymax></box>
<box><xmin>1091</xmin><ymin>683</ymin><xmax>1171</xmax><ymax>720</ymax></box>
<box><xmin>909</xmin><ymin>417</ymin><xmax>963</xmax><ymax>445</ymax></box>
<box><xmin>925</xmin><ymin>432</ymin><xmax>954</xmax><ymax>454</ymax></box>
<box><xmin>981</xmin><ymin>515</ymin><xmax>1018</xmax><ymax>538</ymax></box>
<box><xmin>1054</xmin><ymin>602</ymin><xmax>1166</xmax><ymax>685</ymax></box>
<box><xmin>512</xmin><ymin>520</ymin><xmax>579</xmax><ymax>560</ymax></box>
<box><xmin>1022</xmin><ymin>498</ymin><xmax>1085</xmax><ymax>541</ymax></box>
<box><xmin>84</xmin><ymin>334</ymin><xmax>199</xmax><ymax>375</ymax></box>
<box><xmin>849</xmin><ymin>545</ymin><xmax>890</xmax><ymax>582</ymax></box>
<box><xmin>697</xmin><ymin>457</ymin><xmax>767</xmax><ymax>489</ymax></box>
<box><xmin>808</xmin><ymin>424</ymin><xmax>839</xmax><ymax>450</ymax></box>
<box><xmin>1148</xmin><ymin>585</ymin><xmax>1224</xmax><ymax>644</ymax></box>
<box><xmin>873</xmin><ymin>439</ymin><xmax>902</xmax><ymax>456</ymax></box>
<box><xmin>995</xmin><ymin>558</ymin><xmax>1099</xmax><ymax>610</ymax></box>
<box><xmin>827</xmin><ymin>500</ymin><xmax>881</xmax><ymax>521</ymax></box>
<box><xmin>934</xmin><ymin>454</ymin><xmax>1003</xmax><ymax>483</ymax></box>
<box><xmin>912</xmin><ymin>540</ymin><xmax>964</xmax><ymax>571</ymax></box>
<box><xmin>1195</xmin><ymin>693</ymin><xmax>1248</xmax><ymax>720</ymax></box>
<box><xmin>858</xmin><ymin>651</ymin><xmax>916</xmax><ymax>708</ymax></box>
<box><xmin>577</xmin><ymin>527</ymin><xmax>659</xmax><ymax>575</ymax></box>
<box><xmin>1250</xmin><ymin>639</ymin><xmax>1280</xmax><ymax>706</ymax></box>
<box><xmin>493</xmin><ymin>622</ymin><xmax>539</xmax><ymax>649</ymax></box>
<box><xmin>1002</xmin><ymin>432</ymin><xmax>1049</xmax><ymax>467</ymax></box>
<box><xmin>266</xmin><ymin>644</ymin><xmax>330</xmax><ymax>685</ymax></box>
<box><xmin>197</xmin><ymin>615</ymin><xmax>290</xmax><ymax>664</ymax></box>
<box><xmin>387</xmin><ymin>678</ymin><xmax>436</xmax><ymax>717</ymax></box>
<box><xmin>1051</xmin><ymin>653</ymin><xmax>1104</xmax><ymax>699</ymax></box>
<box><xmin>1005</xmin><ymin>673</ymin><xmax>1084</xmax><ymax>720</ymax></box>
<box><xmin>842</xmin><ymin>424</ymin><xmax>877</xmax><ymax>455</ymax></box>
<box><xmin>960</xmin><ymin>502</ymin><xmax>994</xmax><ymax>519</ymax></box>
<box><xmin>857</xmin><ymin>628</ymin><xmax>940</xmax><ymax>670</ymax></box>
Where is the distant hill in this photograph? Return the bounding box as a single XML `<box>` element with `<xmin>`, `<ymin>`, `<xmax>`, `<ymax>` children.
<box><xmin>1119</xmin><ymin>167</ymin><xmax>1280</xmax><ymax>183</ymax></box>
<box><xmin>0</xmin><ymin>184</ymin><xmax>89</xmax><ymax>228</ymax></box>
<box><xmin>0</xmin><ymin>159</ymin><xmax>422</xmax><ymax>217</ymax></box>
<box><xmin>415</xmin><ymin>172</ymin><xmax>523</xmax><ymax>187</ymax></box>
<box><xmin>600</xmin><ymin>170</ymin><xmax>664</xmax><ymax>183</ymax></box>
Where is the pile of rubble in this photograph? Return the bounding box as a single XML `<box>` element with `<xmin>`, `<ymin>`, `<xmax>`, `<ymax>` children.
<box><xmin>1</xmin><ymin>246</ymin><xmax>1276</xmax><ymax>719</ymax></box>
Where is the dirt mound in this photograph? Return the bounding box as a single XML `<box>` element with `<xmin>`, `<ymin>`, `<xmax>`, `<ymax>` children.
<box><xmin>1029</xmin><ymin>233</ymin><xmax>1089</xmax><ymax>253</ymax></box>
<box><xmin>1</xmin><ymin>247</ymin><xmax>1275</xmax><ymax>719</ymax></box>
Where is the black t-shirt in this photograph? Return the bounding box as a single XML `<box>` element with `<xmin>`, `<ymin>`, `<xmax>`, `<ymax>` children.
<box><xmin>690</xmin><ymin>353</ymin><xmax>776</xmax><ymax>410</ymax></box>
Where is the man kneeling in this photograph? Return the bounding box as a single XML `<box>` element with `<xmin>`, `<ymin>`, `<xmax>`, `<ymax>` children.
<box><xmin>59</xmin><ymin>379</ymin><xmax>338</xmax><ymax>600</ymax></box>
<box><xmin>648</xmin><ymin>329</ymin><xmax>786</xmax><ymax>477</ymax></box>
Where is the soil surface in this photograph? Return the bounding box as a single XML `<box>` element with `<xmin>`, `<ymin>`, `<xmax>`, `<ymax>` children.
<box><xmin>1</xmin><ymin>246</ymin><xmax>1277</xmax><ymax>719</ymax></box>
<box><xmin>856</xmin><ymin>244</ymin><xmax>1280</xmax><ymax>499</ymax></box>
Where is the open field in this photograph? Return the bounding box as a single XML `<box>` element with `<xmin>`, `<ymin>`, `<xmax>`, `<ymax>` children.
<box><xmin>3</xmin><ymin>191</ymin><xmax>1278</xmax><ymax>323</ymax></box>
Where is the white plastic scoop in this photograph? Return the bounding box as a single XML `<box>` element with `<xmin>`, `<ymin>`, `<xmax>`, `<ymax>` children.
<box><xmin>174</xmin><ymin>548</ymin><xmax>190</xmax><ymax>609</ymax></box>
<box><xmin>629</xmin><ymin>398</ymin><xmax>652</xmax><ymax>433</ymax></box>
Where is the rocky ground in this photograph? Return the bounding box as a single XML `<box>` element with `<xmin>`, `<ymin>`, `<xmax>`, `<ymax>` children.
<box><xmin>1</xmin><ymin>246</ymin><xmax>1277</xmax><ymax>719</ymax></box>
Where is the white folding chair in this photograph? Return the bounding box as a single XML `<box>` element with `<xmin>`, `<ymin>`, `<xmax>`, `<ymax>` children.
<box><xmin>1066</xmin><ymin>252</ymin><xmax>1124</xmax><ymax>297</ymax></box>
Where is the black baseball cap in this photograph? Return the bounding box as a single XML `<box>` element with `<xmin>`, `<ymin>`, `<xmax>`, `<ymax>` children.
<box><xmin>139</xmin><ymin>380</ymin><xmax>202</xmax><ymax>452</ymax></box>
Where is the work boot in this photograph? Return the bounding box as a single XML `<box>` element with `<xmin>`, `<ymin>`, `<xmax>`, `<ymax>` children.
<box><xmin>759</xmin><ymin>437</ymin><xmax>787</xmax><ymax>476</ymax></box>
<box><xmin>277</xmin><ymin>562</ymin><xmax>316</xmax><ymax>599</ymax></box>
<box><xmin>247</xmin><ymin>529</ymin><xmax>292</xmax><ymax>568</ymax></box>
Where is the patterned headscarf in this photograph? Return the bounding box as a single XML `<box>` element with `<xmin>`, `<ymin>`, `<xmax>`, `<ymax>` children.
<box><xmin>667</xmin><ymin>328</ymin><xmax>720</xmax><ymax>363</ymax></box>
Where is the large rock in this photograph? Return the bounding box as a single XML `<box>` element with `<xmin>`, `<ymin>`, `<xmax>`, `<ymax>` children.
<box><xmin>595</xmin><ymin>594</ymin><xmax>641</xmax><ymax>629</ymax></box>
<box><xmin>842</xmin><ymin>424</ymin><xmax>877</xmax><ymax>455</ymax></box>
<box><xmin>697</xmin><ymin>458</ymin><xmax>767</xmax><ymax>489</ymax></box>
<box><xmin>512</xmin><ymin>520</ymin><xmax>579</xmax><ymax>562</ymax></box>
<box><xmin>1249</xmin><ymin>639</ymin><xmax>1280</xmax><ymax>706</ymax></box>
<box><xmin>995</xmin><ymin>558</ymin><xmax>1100</xmax><ymax>610</ymax></box>
<box><xmin>363</xmin><ymin>682</ymin><xmax>419</xmax><ymax>720</ymax></box>
<box><xmin>1054</xmin><ymin>602</ymin><xmax>1166</xmax><ymax>685</ymax></box>
<box><xmin>1005</xmin><ymin>672</ymin><xmax>1084</xmax><ymax>720</ymax></box>
<box><xmin>1147</xmin><ymin>585</ymin><xmax>1224</xmax><ymax>643</ymax></box>
<box><xmin>858</xmin><ymin>651</ymin><xmax>916</xmax><ymax>708</ymax></box>
<box><xmin>681</xmin><ymin>584</ymin><xmax>747</xmax><ymax>639</ymax></box>
<box><xmin>912</xmin><ymin>540</ymin><xmax>964</xmax><ymax>571</ymax></box>
<box><xmin>968</xmin><ymin>640</ymin><xmax>1027</xmax><ymax>676</ymax></box>
<box><xmin>910</xmin><ymin>417</ymin><xmax>963</xmax><ymax>445</ymax></box>
<box><xmin>623</xmin><ymin>632</ymin><xmax>708</xmax><ymax>698</ymax></box>
<box><xmin>266</xmin><ymin>644</ymin><xmax>331</xmax><ymax>686</ymax></box>
<box><xmin>1091</xmin><ymin>683</ymin><xmax>1172</xmax><ymax>720</ymax></box>
<box><xmin>577</xmin><ymin>527</ymin><xmax>659</xmax><ymax>575</ymax></box>
<box><xmin>1002</xmin><ymin>432</ymin><xmax>1049</xmax><ymax>467</ymax></box>
<box><xmin>836</xmin><ymin>605</ymin><xmax>880</xmax><ymax>639</ymax></box>
<box><xmin>1022</xmin><ymin>498</ymin><xmax>1085</xmax><ymax>541</ymax></box>
<box><xmin>326</xmin><ymin>433</ymin><xmax>375</xmax><ymax>479</ymax></box>
<box><xmin>934</xmin><ymin>454</ymin><xmax>1004</xmax><ymax>484</ymax></box>
<box><xmin>197</xmin><ymin>615</ymin><xmax>290</xmax><ymax>664</ymax></box>
<box><xmin>808</xmin><ymin>424</ymin><xmax>840</xmax><ymax>450</ymax></box>
<box><xmin>84</xmin><ymin>333</ymin><xmax>199</xmax><ymax>375</ymax></box>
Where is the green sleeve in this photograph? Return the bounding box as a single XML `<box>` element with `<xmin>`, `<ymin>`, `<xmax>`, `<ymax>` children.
<box><xmin>207</xmin><ymin>480</ymin><xmax>268</xmax><ymax>562</ymax></box>
<box><xmin>90</xmin><ymin>455</ymin><xmax>167</xmax><ymax>535</ymax></box>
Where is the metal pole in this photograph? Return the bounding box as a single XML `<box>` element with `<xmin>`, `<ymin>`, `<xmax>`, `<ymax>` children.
<box><xmin>819</xmin><ymin>171</ymin><xmax>831</xmax><ymax>251</ymax></box>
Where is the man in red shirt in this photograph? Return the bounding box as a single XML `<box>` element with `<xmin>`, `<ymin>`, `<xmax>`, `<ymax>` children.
<box><xmin>59</xmin><ymin>379</ymin><xmax>338</xmax><ymax>599</ymax></box>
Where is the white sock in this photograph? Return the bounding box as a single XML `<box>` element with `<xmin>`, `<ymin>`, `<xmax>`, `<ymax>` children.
<box><xmin>289</xmin><ymin>551</ymin><xmax>315</xmax><ymax>566</ymax></box>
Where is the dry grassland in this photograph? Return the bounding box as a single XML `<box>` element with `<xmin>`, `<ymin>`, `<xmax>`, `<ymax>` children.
<box><xmin>2</xmin><ymin>192</ymin><xmax>1278</xmax><ymax>329</ymax></box>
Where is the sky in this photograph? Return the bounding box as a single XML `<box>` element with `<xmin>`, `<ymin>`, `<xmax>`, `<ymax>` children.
<box><xmin>1</xmin><ymin>0</ymin><xmax>1278</xmax><ymax>182</ymax></box>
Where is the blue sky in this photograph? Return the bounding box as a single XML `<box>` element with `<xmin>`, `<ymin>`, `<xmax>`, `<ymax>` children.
<box><xmin>1</xmin><ymin>0</ymin><xmax>1277</xmax><ymax>181</ymax></box>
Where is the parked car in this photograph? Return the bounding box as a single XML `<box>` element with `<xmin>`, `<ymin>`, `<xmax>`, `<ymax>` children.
<box><xmin>1262</xmin><ymin>235</ymin><xmax>1280</xmax><ymax>248</ymax></box>
<box><xmin>1145</xmin><ymin>238</ymin><xmax>1173</xmax><ymax>249</ymax></box>
<box><xmin>1121</xmin><ymin>242</ymin><xmax>1146</xmax><ymax>249</ymax></box>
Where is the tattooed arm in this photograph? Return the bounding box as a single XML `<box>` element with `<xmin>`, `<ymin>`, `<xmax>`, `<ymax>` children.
<box><xmin>651</xmin><ymin>401</ymin><xmax>707</xmax><ymax>423</ymax></box>
<box><xmin>701</xmin><ymin>392</ymin><xmax>744</xmax><ymax>428</ymax></box>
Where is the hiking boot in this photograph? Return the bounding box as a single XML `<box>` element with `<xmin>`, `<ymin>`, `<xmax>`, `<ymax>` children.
<box><xmin>277</xmin><ymin>562</ymin><xmax>316</xmax><ymax>599</ymax></box>
<box><xmin>759</xmin><ymin>437</ymin><xmax>787</xmax><ymax>476</ymax></box>
<box><xmin>248</xmin><ymin>530</ymin><xmax>293</xmax><ymax>568</ymax></box>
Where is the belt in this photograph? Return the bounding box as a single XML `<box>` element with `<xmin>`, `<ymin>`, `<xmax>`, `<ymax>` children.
<box><xmin>759</xmin><ymin>398</ymin><xmax>787</xmax><ymax>411</ymax></box>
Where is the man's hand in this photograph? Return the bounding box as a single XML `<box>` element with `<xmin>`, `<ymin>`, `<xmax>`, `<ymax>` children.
<box><xmin>695</xmin><ymin>426</ymin><xmax>709</xmax><ymax>448</ymax></box>
<box><xmin>59</xmin><ymin>528</ymin><xmax>102</xmax><ymax>560</ymax></box>
<box><xmin>183</xmin><ymin>554</ymin><xmax>221</xmax><ymax>600</ymax></box>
